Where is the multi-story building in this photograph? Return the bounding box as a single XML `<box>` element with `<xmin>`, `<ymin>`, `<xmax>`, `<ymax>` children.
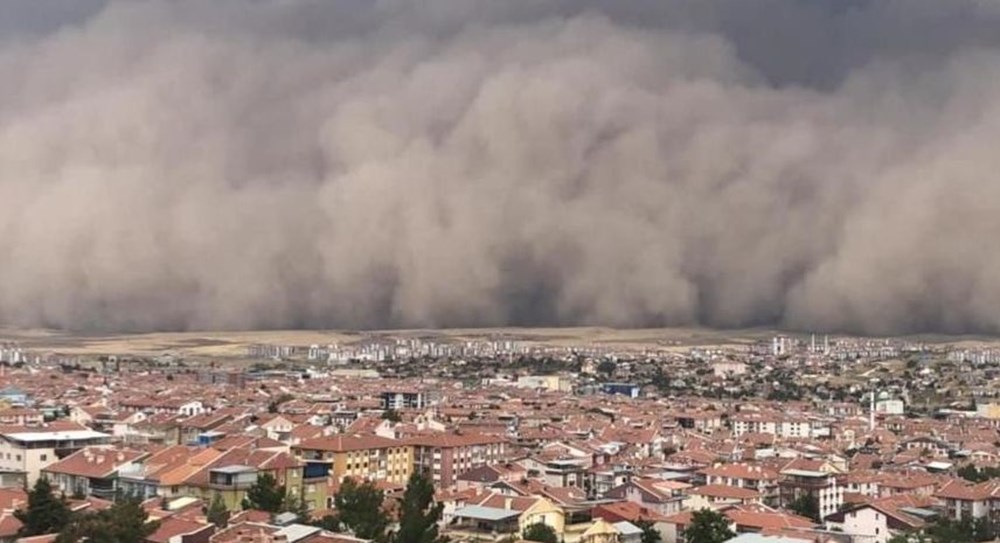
<box><xmin>604</xmin><ymin>478</ymin><xmax>687</xmax><ymax>517</ymax></box>
<box><xmin>828</xmin><ymin>494</ymin><xmax>934</xmax><ymax>543</ymax></box>
<box><xmin>730</xmin><ymin>414</ymin><xmax>779</xmax><ymax>437</ymax></box>
<box><xmin>117</xmin><ymin>445</ymin><xmax>301</xmax><ymax>511</ymax></box>
<box><xmin>381</xmin><ymin>391</ymin><xmax>427</xmax><ymax>410</ymax></box>
<box><xmin>118</xmin><ymin>399</ymin><xmax>206</xmax><ymax>417</ymax></box>
<box><xmin>408</xmin><ymin>433</ymin><xmax>507</xmax><ymax>487</ymax></box>
<box><xmin>0</xmin><ymin>409</ymin><xmax>44</xmax><ymax>426</ymax></box>
<box><xmin>293</xmin><ymin>434</ymin><xmax>413</xmax><ymax>508</ymax></box>
<box><xmin>41</xmin><ymin>447</ymin><xmax>148</xmax><ymax>499</ymax></box>
<box><xmin>700</xmin><ymin>464</ymin><xmax>780</xmax><ymax>503</ymax></box>
<box><xmin>601</xmin><ymin>383</ymin><xmax>641</xmax><ymax>399</ymax></box>
<box><xmin>779</xmin><ymin>468</ymin><xmax>843</xmax><ymax>521</ymax></box>
<box><xmin>515</xmin><ymin>376</ymin><xmax>571</xmax><ymax>393</ymax></box>
<box><xmin>731</xmin><ymin>414</ymin><xmax>824</xmax><ymax>439</ymax></box>
<box><xmin>674</xmin><ymin>413</ymin><xmax>724</xmax><ymax>434</ymax></box>
<box><xmin>0</xmin><ymin>427</ymin><xmax>111</xmax><ymax>484</ymax></box>
<box><xmin>934</xmin><ymin>479</ymin><xmax>1000</xmax><ymax>521</ymax></box>
<box><xmin>184</xmin><ymin>449</ymin><xmax>303</xmax><ymax>512</ymax></box>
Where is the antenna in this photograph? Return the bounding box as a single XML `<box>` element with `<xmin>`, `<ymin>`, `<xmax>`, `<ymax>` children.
<box><xmin>869</xmin><ymin>386</ymin><xmax>876</xmax><ymax>433</ymax></box>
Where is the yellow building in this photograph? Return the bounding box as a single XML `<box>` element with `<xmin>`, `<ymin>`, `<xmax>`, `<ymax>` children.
<box><xmin>977</xmin><ymin>402</ymin><xmax>1000</xmax><ymax>420</ymax></box>
<box><xmin>520</xmin><ymin>497</ymin><xmax>567</xmax><ymax>535</ymax></box>
<box><xmin>182</xmin><ymin>449</ymin><xmax>303</xmax><ymax>512</ymax></box>
<box><xmin>580</xmin><ymin>519</ymin><xmax>620</xmax><ymax>543</ymax></box>
<box><xmin>293</xmin><ymin>435</ymin><xmax>413</xmax><ymax>509</ymax></box>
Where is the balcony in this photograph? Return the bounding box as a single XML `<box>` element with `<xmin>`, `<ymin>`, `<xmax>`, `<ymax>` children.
<box><xmin>780</xmin><ymin>470</ymin><xmax>833</xmax><ymax>489</ymax></box>
<box><xmin>208</xmin><ymin>466</ymin><xmax>259</xmax><ymax>489</ymax></box>
<box><xmin>304</xmin><ymin>462</ymin><xmax>332</xmax><ymax>480</ymax></box>
<box><xmin>88</xmin><ymin>479</ymin><xmax>117</xmax><ymax>500</ymax></box>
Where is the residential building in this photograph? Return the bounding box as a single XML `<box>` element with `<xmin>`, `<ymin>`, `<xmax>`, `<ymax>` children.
<box><xmin>294</xmin><ymin>434</ymin><xmax>412</xmax><ymax>509</ymax></box>
<box><xmin>601</xmin><ymin>383</ymin><xmax>640</xmax><ymax>399</ymax></box>
<box><xmin>778</xmin><ymin>469</ymin><xmax>843</xmax><ymax>521</ymax></box>
<box><xmin>381</xmin><ymin>391</ymin><xmax>427</xmax><ymax>410</ymax></box>
<box><xmin>41</xmin><ymin>447</ymin><xmax>148</xmax><ymax>499</ymax></box>
<box><xmin>0</xmin><ymin>427</ymin><xmax>111</xmax><ymax>484</ymax></box>
<box><xmin>827</xmin><ymin>494</ymin><xmax>934</xmax><ymax>543</ymax></box>
<box><xmin>408</xmin><ymin>433</ymin><xmax>507</xmax><ymax>487</ymax></box>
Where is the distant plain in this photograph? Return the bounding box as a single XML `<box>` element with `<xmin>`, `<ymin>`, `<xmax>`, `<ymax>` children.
<box><xmin>1</xmin><ymin>327</ymin><xmax>999</xmax><ymax>360</ymax></box>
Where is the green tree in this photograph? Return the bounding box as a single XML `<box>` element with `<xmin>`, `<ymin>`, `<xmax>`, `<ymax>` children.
<box><xmin>635</xmin><ymin>520</ymin><xmax>661</xmax><ymax>543</ymax></box>
<box><xmin>382</xmin><ymin>409</ymin><xmax>403</xmax><ymax>423</ymax></box>
<box><xmin>206</xmin><ymin>493</ymin><xmax>230</xmax><ymax>528</ymax></box>
<box><xmin>393</xmin><ymin>472</ymin><xmax>444</xmax><ymax>543</ymax></box>
<box><xmin>596</xmin><ymin>360</ymin><xmax>617</xmax><ymax>376</ymax></box>
<box><xmin>973</xmin><ymin>516</ymin><xmax>997</xmax><ymax>542</ymax></box>
<box><xmin>56</xmin><ymin>498</ymin><xmax>159</xmax><ymax>543</ymax></box>
<box><xmin>958</xmin><ymin>464</ymin><xmax>984</xmax><ymax>482</ymax></box>
<box><xmin>335</xmin><ymin>478</ymin><xmax>389</xmax><ymax>541</ymax></box>
<box><xmin>682</xmin><ymin>509</ymin><xmax>734</xmax><ymax>543</ymax></box>
<box><xmin>650</xmin><ymin>368</ymin><xmax>670</xmax><ymax>391</ymax></box>
<box><xmin>522</xmin><ymin>522</ymin><xmax>558</xmax><ymax>543</ymax></box>
<box><xmin>957</xmin><ymin>465</ymin><xmax>1000</xmax><ymax>483</ymax></box>
<box><xmin>242</xmin><ymin>473</ymin><xmax>286</xmax><ymax>513</ymax></box>
<box><xmin>789</xmin><ymin>493</ymin><xmax>820</xmax><ymax>522</ymax></box>
<box><xmin>267</xmin><ymin>393</ymin><xmax>295</xmax><ymax>414</ymax></box>
<box><xmin>15</xmin><ymin>477</ymin><xmax>71</xmax><ymax>537</ymax></box>
<box><xmin>311</xmin><ymin>514</ymin><xmax>342</xmax><ymax>532</ymax></box>
<box><xmin>926</xmin><ymin>517</ymin><xmax>975</xmax><ymax>543</ymax></box>
<box><xmin>282</xmin><ymin>491</ymin><xmax>310</xmax><ymax>523</ymax></box>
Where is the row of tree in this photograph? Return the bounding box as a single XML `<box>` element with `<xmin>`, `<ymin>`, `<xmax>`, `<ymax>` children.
<box><xmin>229</xmin><ymin>470</ymin><xmax>446</xmax><ymax>543</ymax></box>
<box><xmin>18</xmin><ymin>473</ymin><xmax>737</xmax><ymax>543</ymax></box>
<box><xmin>15</xmin><ymin>478</ymin><xmax>159</xmax><ymax>543</ymax></box>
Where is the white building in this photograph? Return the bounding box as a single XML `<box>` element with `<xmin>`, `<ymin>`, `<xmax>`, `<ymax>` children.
<box><xmin>829</xmin><ymin>497</ymin><xmax>930</xmax><ymax>543</ymax></box>
<box><xmin>0</xmin><ymin>428</ymin><xmax>111</xmax><ymax>484</ymax></box>
<box><xmin>712</xmin><ymin>361</ymin><xmax>747</xmax><ymax>378</ymax></box>
<box><xmin>875</xmin><ymin>398</ymin><xmax>905</xmax><ymax>416</ymax></box>
<box><xmin>515</xmin><ymin>375</ymin><xmax>571</xmax><ymax>392</ymax></box>
<box><xmin>779</xmin><ymin>469</ymin><xmax>843</xmax><ymax>521</ymax></box>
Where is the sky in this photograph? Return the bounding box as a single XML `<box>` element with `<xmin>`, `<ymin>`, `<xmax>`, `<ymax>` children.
<box><xmin>1</xmin><ymin>0</ymin><xmax>999</xmax><ymax>334</ymax></box>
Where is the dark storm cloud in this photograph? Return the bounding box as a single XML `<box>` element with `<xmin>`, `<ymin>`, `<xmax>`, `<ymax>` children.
<box><xmin>1</xmin><ymin>0</ymin><xmax>999</xmax><ymax>334</ymax></box>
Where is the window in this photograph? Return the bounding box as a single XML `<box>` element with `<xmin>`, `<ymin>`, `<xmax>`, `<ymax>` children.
<box><xmin>40</xmin><ymin>454</ymin><xmax>47</xmax><ymax>462</ymax></box>
<box><xmin>15</xmin><ymin>455</ymin><xmax>20</xmax><ymax>461</ymax></box>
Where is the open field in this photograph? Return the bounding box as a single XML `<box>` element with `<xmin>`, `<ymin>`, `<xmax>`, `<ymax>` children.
<box><xmin>1</xmin><ymin>326</ymin><xmax>999</xmax><ymax>360</ymax></box>
<box><xmin>0</xmin><ymin>326</ymin><xmax>778</xmax><ymax>358</ymax></box>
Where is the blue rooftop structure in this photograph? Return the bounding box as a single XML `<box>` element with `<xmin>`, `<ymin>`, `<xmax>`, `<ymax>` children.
<box><xmin>0</xmin><ymin>388</ymin><xmax>29</xmax><ymax>406</ymax></box>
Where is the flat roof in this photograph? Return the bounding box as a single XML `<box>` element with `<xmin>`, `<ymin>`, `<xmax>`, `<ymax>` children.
<box><xmin>782</xmin><ymin>469</ymin><xmax>828</xmax><ymax>478</ymax></box>
<box><xmin>726</xmin><ymin>534</ymin><xmax>813</xmax><ymax>543</ymax></box>
<box><xmin>613</xmin><ymin>522</ymin><xmax>643</xmax><ymax>535</ymax></box>
<box><xmin>211</xmin><ymin>465</ymin><xmax>257</xmax><ymax>474</ymax></box>
<box><xmin>3</xmin><ymin>430</ymin><xmax>109</xmax><ymax>442</ymax></box>
<box><xmin>275</xmin><ymin>523</ymin><xmax>320</xmax><ymax>543</ymax></box>
<box><xmin>900</xmin><ymin>507</ymin><xmax>938</xmax><ymax>518</ymax></box>
<box><xmin>452</xmin><ymin>506</ymin><xmax>521</xmax><ymax>522</ymax></box>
